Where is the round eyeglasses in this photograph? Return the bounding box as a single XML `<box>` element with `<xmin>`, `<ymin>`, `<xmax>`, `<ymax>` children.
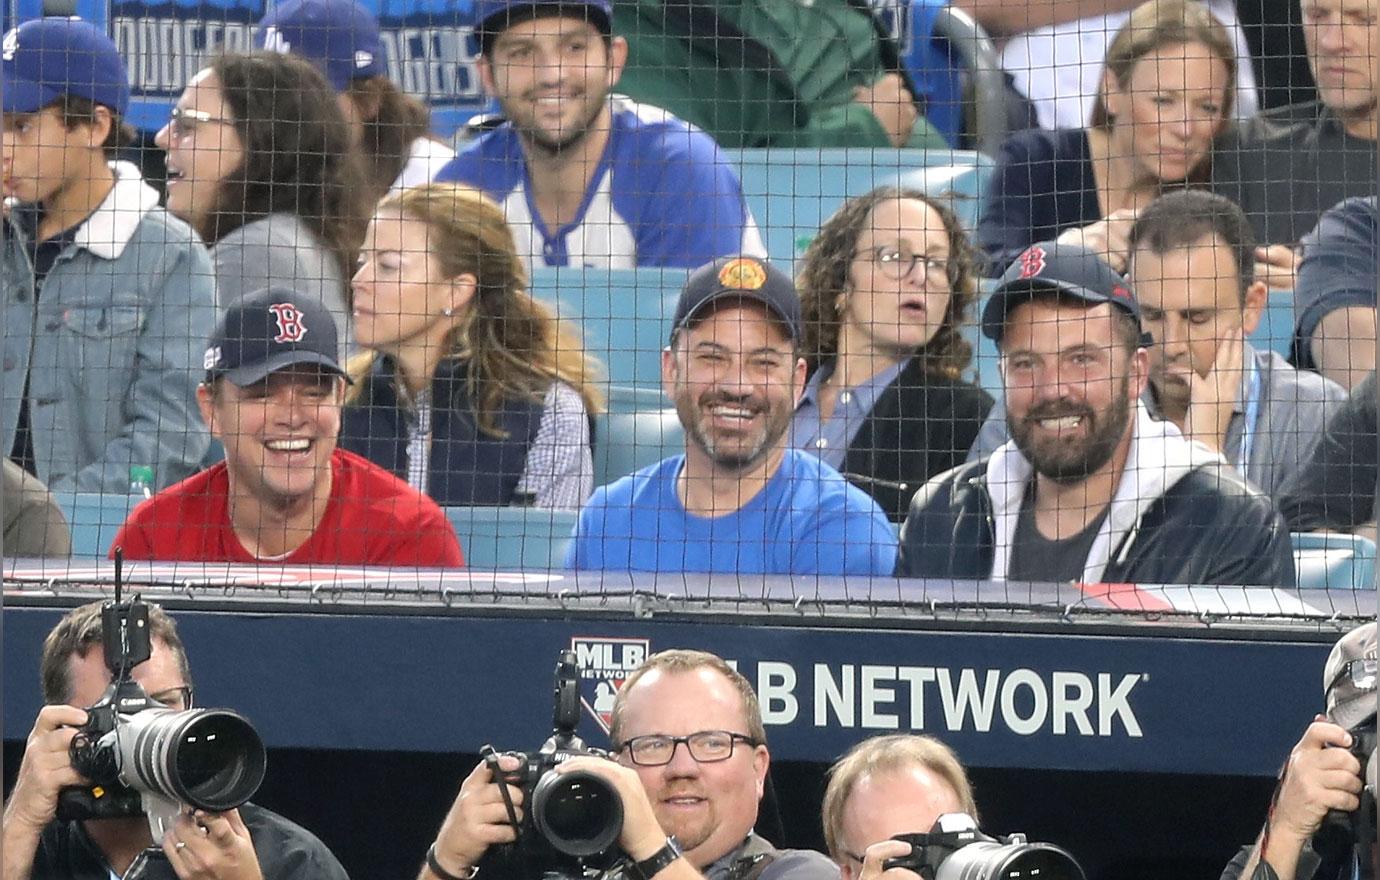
<box><xmin>856</xmin><ymin>245</ymin><xmax>953</xmax><ymax>282</ymax></box>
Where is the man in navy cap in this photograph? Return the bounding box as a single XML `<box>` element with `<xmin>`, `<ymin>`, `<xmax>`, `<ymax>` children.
<box><xmin>433</xmin><ymin>0</ymin><xmax>765</xmax><ymax>269</ymax></box>
<box><xmin>896</xmin><ymin>241</ymin><xmax>1294</xmax><ymax>586</ymax></box>
<box><xmin>1</xmin><ymin>17</ymin><xmax>217</xmax><ymax>495</ymax></box>
<box><xmin>112</xmin><ymin>287</ymin><xmax>463</xmax><ymax>567</ymax></box>
<box><xmin>565</xmin><ymin>256</ymin><xmax>896</xmax><ymax>575</ymax></box>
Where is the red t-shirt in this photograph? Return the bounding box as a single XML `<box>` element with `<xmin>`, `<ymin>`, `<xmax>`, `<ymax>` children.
<box><xmin>112</xmin><ymin>449</ymin><xmax>464</xmax><ymax>567</ymax></box>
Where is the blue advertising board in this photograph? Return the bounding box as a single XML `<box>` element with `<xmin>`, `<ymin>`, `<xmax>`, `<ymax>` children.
<box><xmin>1</xmin><ymin>600</ymin><xmax>1342</xmax><ymax>780</ymax></box>
<box><xmin>8</xmin><ymin>0</ymin><xmax>490</xmax><ymax>135</ymax></box>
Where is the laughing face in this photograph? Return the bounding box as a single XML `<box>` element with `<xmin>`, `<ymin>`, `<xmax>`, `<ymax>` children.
<box><xmin>198</xmin><ymin>366</ymin><xmax>343</xmax><ymax>509</ymax></box>
<box><xmin>154</xmin><ymin>68</ymin><xmax>245</xmax><ymax>232</ymax></box>
<box><xmin>840</xmin><ymin>196</ymin><xmax>954</xmax><ymax>360</ymax></box>
<box><xmin>614</xmin><ymin>667</ymin><xmax>769</xmax><ymax>867</ymax></box>
<box><xmin>1001</xmin><ymin>298</ymin><xmax>1147</xmax><ymax>484</ymax></box>
<box><xmin>663</xmin><ymin>302</ymin><xmax>806</xmax><ymax>473</ymax></box>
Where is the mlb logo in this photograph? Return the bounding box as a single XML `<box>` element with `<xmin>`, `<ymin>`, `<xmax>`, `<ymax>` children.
<box><xmin>571</xmin><ymin>637</ymin><xmax>651</xmax><ymax>734</ymax></box>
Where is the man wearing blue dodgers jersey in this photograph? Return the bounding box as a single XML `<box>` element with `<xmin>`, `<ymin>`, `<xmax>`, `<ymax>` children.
<box><xmin>435</xmin><ymin>0</ymin><xmax>766</xmax><ymax>269</ymax></box>
<box><xmin>566</xmin><ymin>256</ymin><xmax>897</xmax><ymax>575</ymax></box>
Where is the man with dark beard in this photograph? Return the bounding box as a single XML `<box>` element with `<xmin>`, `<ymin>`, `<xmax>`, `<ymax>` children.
<box><xmin>433</xmin><ymin>0</ymin><xmax>765</xmax><ymax>269</ymax></box>
<box><xmin>896</xmin><ymin>241</ymin><xmax>1295</xmax><ymax>586</ymax></box>
<box><xmin>566</xmin><ymin>255</ymin><xmax>897</xmax><ymax>574</ymax></box>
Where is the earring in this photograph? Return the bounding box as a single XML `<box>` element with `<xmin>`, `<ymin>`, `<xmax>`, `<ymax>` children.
<box><xmin>442</xmin><ymin>307</ymin><xmax>455</xmax><ymax>318</ymax></box>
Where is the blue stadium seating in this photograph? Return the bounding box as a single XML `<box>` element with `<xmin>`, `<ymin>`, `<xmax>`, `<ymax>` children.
<box><xmin>54</xmin><ymin>491</ymin><xmax>140</xmax><ymax>560</ymax></box>
<box><xmin>726</xmin><ymin>148</ymin><xmax>995</xmax><ymax>268</ymax></box>
<box><xmin>1291</xmin><ymin>531</ymin><xmax>1377</xmax><ymax>590</ymax></box>
<box><xmin>445</xmin><ymin>506</ymin><xmax>577</xmax><ymax>570</ymax></box>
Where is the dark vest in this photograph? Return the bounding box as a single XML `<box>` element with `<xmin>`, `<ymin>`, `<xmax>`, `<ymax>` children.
<box><xmin>338</xmin><ymin>357</ymin><xmax>544</xmax><ymax>507</ymax></box>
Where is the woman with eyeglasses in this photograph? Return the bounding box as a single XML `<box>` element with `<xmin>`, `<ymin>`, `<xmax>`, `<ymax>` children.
<box><xmin>154</xmin><ymin>52</ymin><xmax>370</xmax><ymax>347</ymax></box>
<box><xmin>793</xmin><ymin>187</ymin><xmax>993</xmax><ymax>522</ymax></box>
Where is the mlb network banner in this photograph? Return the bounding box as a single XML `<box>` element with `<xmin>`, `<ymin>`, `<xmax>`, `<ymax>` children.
<box><xmin>0</xmin><ymin>606</ymin><xmax>1329</xmax><ymax>778</ymax></box>
<box><xmin>9</xmin><ymin>0</ymin><xmax>489</xmax><ymax>134</ymax></box>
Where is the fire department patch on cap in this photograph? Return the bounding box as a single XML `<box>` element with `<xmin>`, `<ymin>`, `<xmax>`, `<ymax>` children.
<box><xmin>717</xmin><ymin>257</ymin><xmax>768</xmax><ymax>291</ymax></box>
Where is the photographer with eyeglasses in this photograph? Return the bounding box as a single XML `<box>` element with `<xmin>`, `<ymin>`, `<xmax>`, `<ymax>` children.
<box><xmin>1224</xmin><ymin>622</ymin><xmax>1377</xmax><ymax>880</ymax></box>
<box><xmin>420</xmin><ymin>649</ymin><xmax>839</xmax><ymax>880</ymax></box>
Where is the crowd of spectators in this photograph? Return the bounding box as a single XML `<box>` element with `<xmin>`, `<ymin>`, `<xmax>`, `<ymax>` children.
<box><xmin>0</xmin><ymin>0</ymin><xmax>1374</xmax><ymax>579</ymax></box>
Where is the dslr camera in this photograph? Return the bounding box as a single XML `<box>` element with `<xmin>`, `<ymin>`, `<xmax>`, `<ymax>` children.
<box><xmin>57</xmin><ymin>584</ymin><xmax>266</xmax><ymax>845</ymax></box>
<box><xmin>1318</xmin><ymin>718</ymin><xmax>1377</xmax><ymax>865</ymax></box>
<box><xmin>882</xmin><ymin>813</ymin><xmax>1086</xmax><ymax>880</ymax></box>
<box><xmin>480</xmin><ymin>650</ymin><xmax>625</xmax><ymax>879</ymax></box>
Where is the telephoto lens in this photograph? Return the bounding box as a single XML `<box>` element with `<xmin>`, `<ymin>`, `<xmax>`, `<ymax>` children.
<box><xmin>939</xmin><ymin>840</ymin><xmax>1086</xmax><ymax>880</ymax></box>
<box><xmin>118</xmin><ymin>708</ymin><xmax>267</xmax><ymax>811</ymax></box>
<box><xmin>530</xmin><ymin>768</ymin><xmax>624</xmax><ymax>857</ymax></box>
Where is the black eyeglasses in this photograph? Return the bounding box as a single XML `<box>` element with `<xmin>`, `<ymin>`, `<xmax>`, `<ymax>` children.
<box><xmin>148</xmin><ymin>685</ymin><xmax>194</xmax><ymax>710</ymax></box>
<box><xmin>1329</xmin><ymin>657</ymin><xmax>1377</xmax><ymax>694</ymax></box>
<box><xmin>855</xmin><ymin>245</ymin><xmax>953</xmax><ymax>282</ymax></box>
<box><xmin>619</xmin><ymin>730</ymin><xmax>760</xmax><ymax>766</ymax></box>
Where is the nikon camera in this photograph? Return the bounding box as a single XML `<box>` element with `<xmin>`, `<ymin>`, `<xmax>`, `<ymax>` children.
<box><xmin>479</xmin><ymin>650</ymin><xmax>625</xmax><ymax>879</ymax></box>
<box><xmin>882</xmin><ymin>813</ymin><xmax>1086</xmax><ymax>880</ymax></box>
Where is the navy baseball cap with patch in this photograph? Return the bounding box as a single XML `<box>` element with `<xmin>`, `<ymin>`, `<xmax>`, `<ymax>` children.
<box><xmin>1324</xmin><ymin>621</ymin><xmax>1377</xmax><ymax>730</ymax></box>
<box><xmin>256</xmin><ymin>0</ymin><xmax>387</xmax><ymax>92</ymax></box>
<box><xmin>671</xmin><ymin>255</ymin><xmax>803</xmax><ymax>344</ymax></box>
<box><xmin>471</xmin><ymin>0</ymin><xmax>612</xmax><ymax>54</ymax></box>
<box><xmin>204</xmin><ymin>288</ymin><xmax>349</xmax><ymax>386</ymax></box>
<box><xmin>1</xmin><ymin>18</ymin><xmax>130</xmax><ymax>116</ymax></box>
<box><xmin>982</xmin><ymin>241</ymin><xmax>1143</xmax><ymax>343</ymax></box>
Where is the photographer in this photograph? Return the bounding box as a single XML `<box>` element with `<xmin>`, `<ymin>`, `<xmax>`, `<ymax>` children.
<box><xmin>1</xmin><ymin>601</ymin><xmax>349</xmax><ymax>880</ymax></box>
<box><xmin>821</xmin><ymin>735</ymin><xmax>977</xmax><ymax>880</ymax></box>
<box><xmin>1224</xmin><ymin>622</ymin><xmax>1377</xmax><ymax>880</ymax></box>
<box><xmin>422</xmin><ymin>649</ymin><xmax>839</xmax><ymax>880</ymax></box>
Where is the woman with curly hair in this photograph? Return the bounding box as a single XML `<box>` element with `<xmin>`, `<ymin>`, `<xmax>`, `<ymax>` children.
<box><xmin>155</xmin><ymin>51</ymin><xmax>371</xmax><ymax>348</ymax></box>
<box><xmin>794</xmin><ymin>186</ymin><xmax>993</xmax><ymax>521</ymax></box>
<box><xmin>340</xmin><ymin>183</ymin><xmax>603</xmax><ymax>510</ymax></box>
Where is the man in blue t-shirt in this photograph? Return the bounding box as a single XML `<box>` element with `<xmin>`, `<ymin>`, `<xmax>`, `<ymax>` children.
<box><xmin>436</xmin><ymin>0</ymin><xmax>766</xmax><ymax>269</ymax></box>
<box><xmin>566</xmin><ymin>255</ymin><xmax>897</xmax><ymax>575</ymax></box>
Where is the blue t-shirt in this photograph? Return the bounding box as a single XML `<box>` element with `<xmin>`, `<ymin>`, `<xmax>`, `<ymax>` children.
<box><xmin>565</xmin><ymin>448</ymin><xmax>898</xmax><ymax>575</ymax></box>
<box><xmin>435</xmin><ymin>97</ymin><xmax>766</xmax><ymax>269</ymax></box>
<box><xmin>1293</xmin><ymin>196</ymin><xmax>1377</xmax><ymax>370</ymax></box>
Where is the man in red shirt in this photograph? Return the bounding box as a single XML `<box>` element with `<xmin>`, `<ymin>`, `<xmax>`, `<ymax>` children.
<box><xmin>112</xmin><ymin>287</ymin><xmax>464</xmax><ymax>566</ymax></box>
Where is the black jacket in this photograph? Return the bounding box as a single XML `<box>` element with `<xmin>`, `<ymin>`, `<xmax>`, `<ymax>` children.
<box><xmin>836</xmin><ymin>358</ymin><xmax>993</xmax><ymax>522</ymax></box>
<box><xmin>1278</xmin><ymin>370</ymin><xmax>1377</xmax><ymax>532</ymax></box>
<box><xmin>896</xmin><ymin>459</ymin><xmax>1297</xmax><ymax>587</ymax></box>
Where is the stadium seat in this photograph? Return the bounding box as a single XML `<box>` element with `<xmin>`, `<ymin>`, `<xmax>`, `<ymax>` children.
<box><xmin>1291</xmin><ymin>532</ymin><xmax>1377</xmax><ymax>590</ymax></box>
<box><xmin>444</xmin><ymin>506</ymin><xmax>578</xmax><ymax>570</ymax></box>
<box><xmin>726</xmin><ymin>148</ymin><xmax>996</xmax><ymax>267</ymax></box>
<box><xmin>1256</xmin><ymin>289</ymin><xmax>1298</xmax><ymax>359</ymax></box>
<box><xmin>593</xmin><ymin>406</ymin><xmax>684</xmax><ymax>489</ymax></box>
<box><xmin>53</xmin><ymin>492</ymin><xmax>141</xmax><ymax>559</ymax></box>
<box><xmin>528</xmin><ymin>267</ymin><xmax>686</xmax><ymax>392</ymax></box>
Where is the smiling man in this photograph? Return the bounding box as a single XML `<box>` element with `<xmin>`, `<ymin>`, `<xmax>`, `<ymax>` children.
<box><xmin>433</xmin><ymin>0</ymin><xmax>764</xmax><ymax>269</ymax></box>
<box><xmin>565</xmin><ymin>255</ymin><xmax>896</xmax><ymax>575</ymax></box>
<box><xmin>111</xmin><ymin>287</ymin><xmax>463</xmax><ymax>566</ymax></box>
<box><xmin>896</xmin><ymin>241</ymin><xmax>1294</xmax><ymax>586</ymax></box>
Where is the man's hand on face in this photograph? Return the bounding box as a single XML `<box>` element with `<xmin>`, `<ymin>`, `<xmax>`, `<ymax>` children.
<box><xmin>4</xmin><ymin>705</ymin><xmax>89</xmax><ymax>834</ymax></box>
<box><xmin>555</xmin><ymin>756</ymin><xmax>669</xmax><ymax>862</ymax></box>
<box><xmin>429</xmin><ymin>755</ymin><xmax>525</xmax><ymax>878</ymax></box>
<box><xmin>853</xmin><ymin>838</ymin><xmax>925</xmax><ymax>880</ymax></box>
<box><xmin>1269</xmin><ymin>718</ymin><xmax>1365</xmax><ymax>848</ymax></box>
<box><xmin>1184</xmin><ymin>330</ymin><xmax>1244</xmax><ymax>455</ymax></box>
<box><xmin>162</xmin><ymin>809</ymin><xmax>262</xmax><ymax>880</ymax></box>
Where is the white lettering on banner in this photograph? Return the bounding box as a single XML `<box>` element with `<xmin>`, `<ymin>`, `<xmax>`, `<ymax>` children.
<box><xmin>112</xmin><ymin>17</ymin><xmax>483</xmax><ymax>102</ymax></box>
<box><xmin>574</xmin><ymin>641</ymin><xmax>645</xmax><ymax>673</ymax></box>
<box><xmin>757</xmin><ymin>662</ymin><xmax>798</xmax><ymax>725</ymax></box>
<box><xmin>754</xmin><ymin>662</ymin><xmax>1144</xmax><ymax>739</ymax></box>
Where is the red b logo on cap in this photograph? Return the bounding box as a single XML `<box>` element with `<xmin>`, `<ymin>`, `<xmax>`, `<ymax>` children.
<box><xmin>268</xmin><ymin>303</ymin><xmax>307</xmax><ymax>343</ymax></box>
<box><xmin>1018</xmin><ymin>246</ymin><xmax>1046</xmax><ymax>279</ymax></box>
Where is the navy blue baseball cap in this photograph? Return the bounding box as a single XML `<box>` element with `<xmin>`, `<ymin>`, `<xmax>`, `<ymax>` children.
<box><xmin>1</xmin><ymin>18</ymin><xmax>130</xmax><ymax>116</ymax></box>
<box><xmin>256</xmin><ymin>0</ymin><xmax>387</xmax><ymax>92</ymax></box>
<box><xmin>982</xmin><ymin>241</ymin><xmax>1144</xmax><ymax>343</ymax></box>
<box><xmin>471</xmin><ymin>0</ymin><xmax>612</xmax><ymax>54</ymax></box>
<box><xmin>205</xmin><ymin>288</ymin><xmax>350</xmax><ymax>386</ymax></box>
<box><xmin>671</xmin><ymin>256</ymin><xmax>804</xmax><ymax>344</ymax></box>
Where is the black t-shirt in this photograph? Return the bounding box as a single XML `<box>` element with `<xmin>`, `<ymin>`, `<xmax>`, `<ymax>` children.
<box><xmin>28</xmin><ymin>803</ymin><xmax>351</xmax><ymax>880</ymax></box>
<box><xmin>1008</xmin><ymin>489</ymin><xmax>1109</xmax><ymax>584</ymax></box>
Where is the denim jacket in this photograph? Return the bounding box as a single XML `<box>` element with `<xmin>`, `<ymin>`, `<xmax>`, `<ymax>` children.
<box><xmin>1</xmin><ymin>162</ymin><xmax>216</xmax><ymax>494</ymax></box>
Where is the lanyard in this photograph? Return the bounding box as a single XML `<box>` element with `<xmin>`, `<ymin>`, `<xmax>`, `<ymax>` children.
<box><xmin>1236</xmin><ymin>356</ymin><xmax>1262</xmax><ymax>475</ymax></box>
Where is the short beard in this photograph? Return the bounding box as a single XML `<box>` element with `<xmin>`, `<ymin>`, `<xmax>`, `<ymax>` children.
<box><xmin>1009</xmin><ymin>379</ymin><xmax>1133</xmax><ymax>485</ymax></box>
<box><xmin>510</xmin><ymin>90</ymin><xmax>609</xmax><ymax>159</ymax></box>
<box><xmin>676</xmin><ymin>392</ymin><xmax>786</xmax><ymax>473</ymax></box>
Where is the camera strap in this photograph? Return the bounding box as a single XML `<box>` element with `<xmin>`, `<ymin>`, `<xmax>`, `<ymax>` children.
<box><xmin>726</xmin><ymin>853</ymin><xmax>776</xmax><ymax>880</ymax></box>
<box><xmin>480</xmin><ymin>746</ymin><xmax>522</xmax><ymax>831</ymax></box>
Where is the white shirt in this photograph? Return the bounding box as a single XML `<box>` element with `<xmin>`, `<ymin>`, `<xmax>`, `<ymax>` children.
<box><xmin>389</xmin><ymin>136</ymin><xmax>456</xmax><ymax>195</ymax></box>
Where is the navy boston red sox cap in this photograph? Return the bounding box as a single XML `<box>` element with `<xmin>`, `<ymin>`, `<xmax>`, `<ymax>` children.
<box><xmin>982</xmin><ymin>241</ymin><xmax>1144</xmax><ymax>344</ymax></box>
<box><xmin>204</xmin><ymin>288</ymin><xmax>349</xmax><ymax>387</ymax></box>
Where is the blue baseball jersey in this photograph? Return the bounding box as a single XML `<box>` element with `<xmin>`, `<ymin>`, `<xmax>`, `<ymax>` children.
<box><xmin>565</xmin><ymin>448</ymin><xmax>898</xmax><ymax>575</ymax></box>
<box><xmin>435</xmin><ymin>97</ymin><xmax>766</xmax><ymax>269</ymax></box>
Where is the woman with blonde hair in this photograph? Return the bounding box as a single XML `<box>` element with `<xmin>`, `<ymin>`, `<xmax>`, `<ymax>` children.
<box><xmin>341</xmin><ymin>183</ymin><xmax>602</xmax><ymax>509</ymax></box>
<box><xmin>794</xmin><ymin>186</ymin><xmax>993</xmax><ymax>521</ymax></box>
<box><xmin>976</xmin><ymin>0</ymin><xmax>1237</xmax><ymax>274</ymax></box>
